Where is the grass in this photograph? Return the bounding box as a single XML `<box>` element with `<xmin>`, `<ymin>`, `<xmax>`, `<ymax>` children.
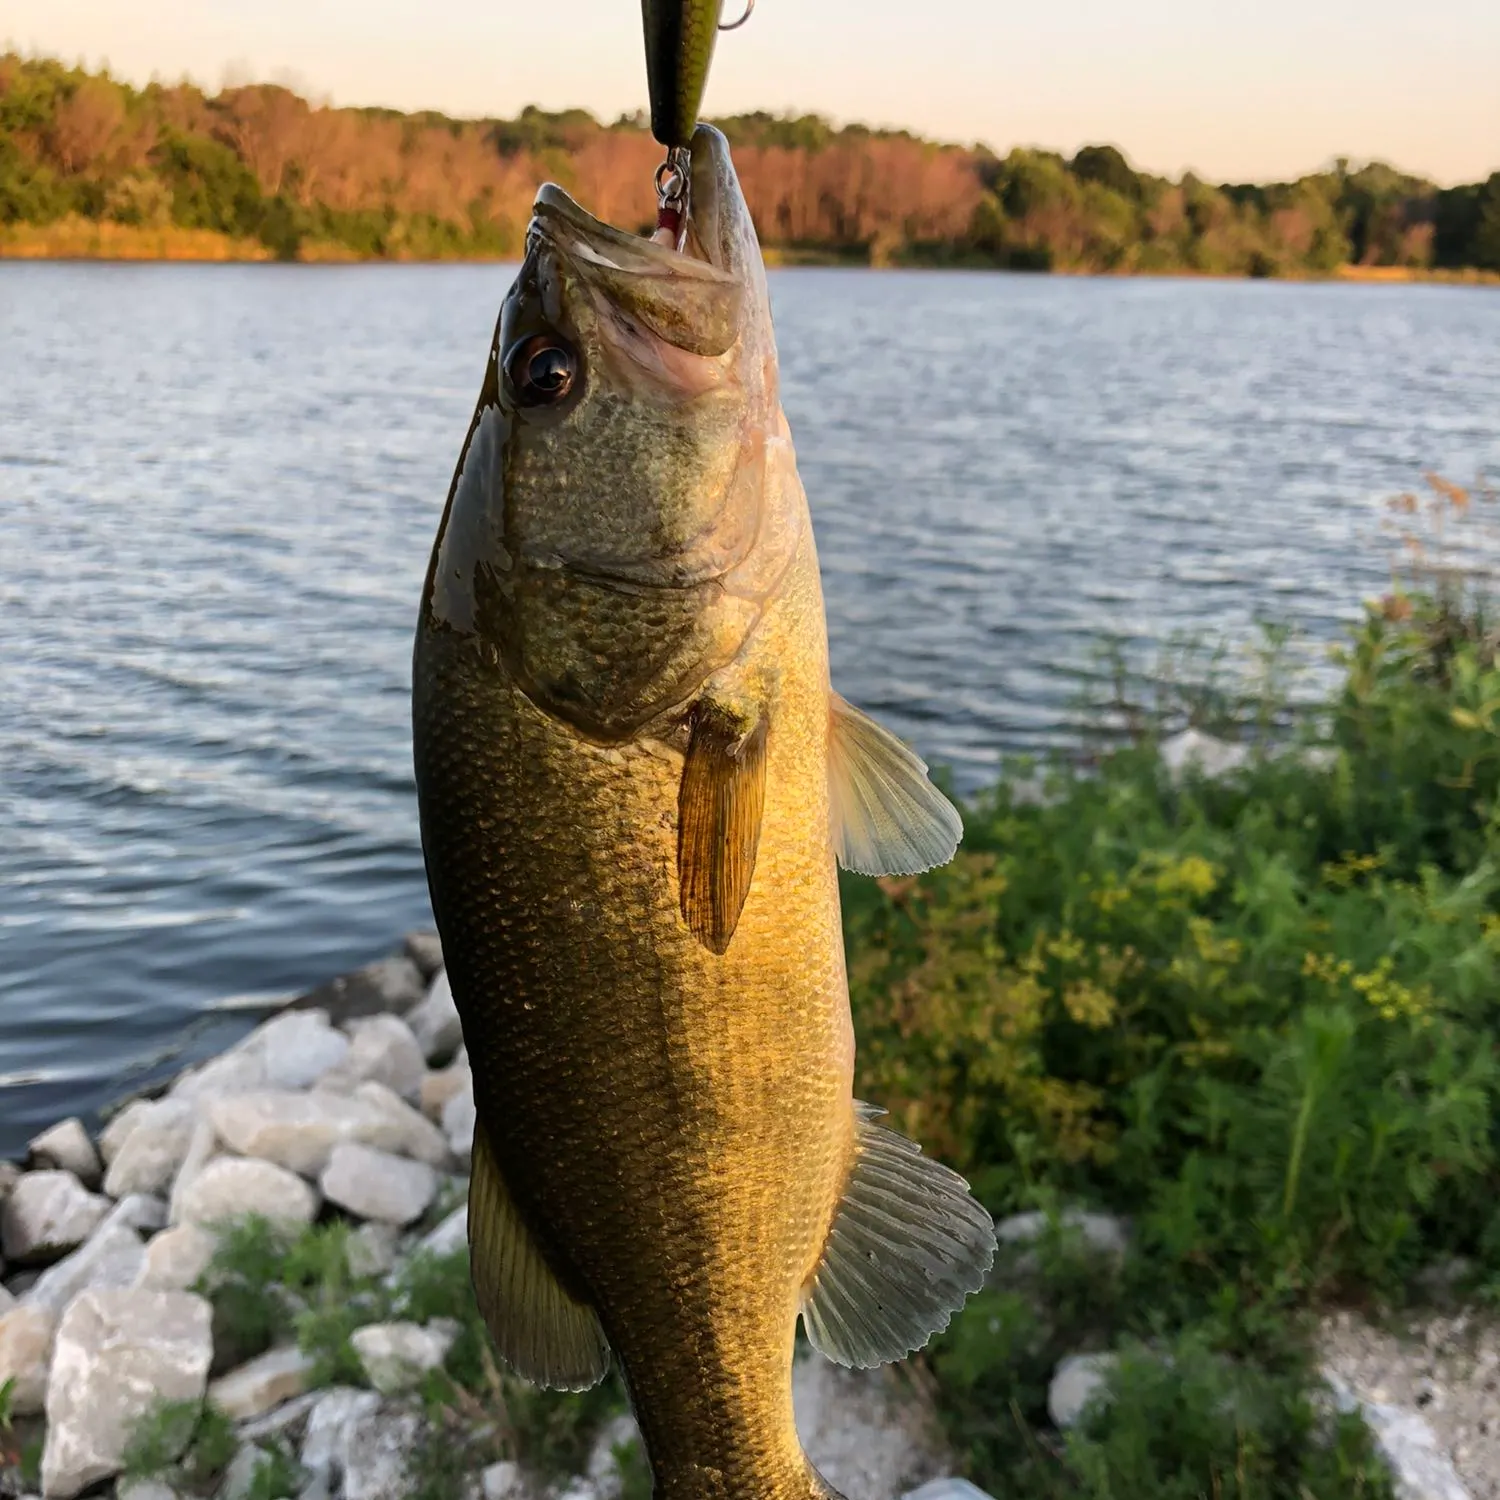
<box><xmin>0</xmin><ymin>215</ymin><xmax>274</xmax><ymax>261</ymax></box>
<box><xmin>122</xmin><ymin>1399</ymin><xmax>239</xmax><ymax>1495</ymax></box>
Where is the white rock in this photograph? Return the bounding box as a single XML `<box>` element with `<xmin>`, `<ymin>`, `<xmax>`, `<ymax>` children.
<box><xmin>0</xmin><ymin>1302</ymin><xmax>57</xmax><ymax>1415</ymax></box>
<box><xmin>104</xmin><ymin>1099</ymin><xmax>197</xmax><ymax>1199</ymax></box>
<box><xmin>212</xmin><ymin>1091</ymin><xmax>391</xmax><ymax>1179</ymax></box>
<box><xmin>135</xmin><ymin>1223</ymin><xmax>218</xmax><ymax>1292</ymax></box>
<box><xmin>332</xmin><ymin>1016</ymin><xmax>426</xmax><ymax>1103</ymax></box>
<box><xmin>346</xmin><ymin>1222</ymin><xmax>401</xmax><ymax>1279</ymax></box>
<box><xmin>41</xmin><ymin>1288</ymin><xmax>213</xmax><ymax>1499</ymax></box>
<box><xmin>403</xmin><ymin>932</ymin><xmax>444</xmax><ymax>980</ymax></box>
<box><xmin>481</xmin><ymin>1460</ymin><xmax>525</xmax><ymax>1500</ymax></box>
<box><xmin>209</xmin><ymin>1343</ymin><xmax>316</xmax><ymax>1420</ymax></box>
<box><xmin>1048</xmin><ymin>1352</ymin><xmax>1118</xmax><ymax>1430</ymax></box>
<box><xmin>237</xmin><ymin>1388</ymin><xmax>323</xmax><ymax>1445</ymax></box>
<box><xmin>321</xmin><ymin>1144</ymin><xmax>436</xmax><ymax>1226</ymax></box>
<box><xmin>121</xmin><ymin>1482</ymin><xmax>181</xmax><ymax>1500</ymax></box>
<box><xmin>118</xmin><ymin>1482</ymin><xmax>182</xmax><ymax>1500</ymax></box>
<box><xmin>24</xmin><ymin>1219</ymin><xmax>144</xmax><ymax>1315</ymax></box>
<box><xmin>210</xmin><ymin>1087</ymin><xmax>447</xmax><ymax>1179</ymax></box>
<box><xmin>175</xmin><ymin>1156</ymin><xmax>318</xmax><ymax>1231</ymax></box>
<box><xmin>994</xmin><ymin>1209</ymin><xmax>1130</xmax><ymax>1269</ymax></box>
<box><xmin>420</xmin><ymin>1060</ymin><xmax>472</xmax><ymax>1123</ymax></box>
<box><xmin>406</xmin><ymin>971</ymin><xmax>464</xmax><ymax>1064</ymax></box>
<box><xmin>350</xmin><ymin>1320</ymin><xmax>458</xmax><ymax>1393</ymax></box>
<box><xmin>167</xmin><ymin>1116</ymin><xmax>223</xmax><ymax>1226</ymax></box>
<box><xmin>99</xmin><ymin>1101</ymin><xmax>155</xmax><ymax>1167</ymax></box>
<box><xmin>221</xmin><ymin>1444</ymin><xmax>272</xmax><ymax>1500</ymax></box>
<box><xmin>794</xmin><ymin>1355</ymin><xmax>946</xmax><ymax>1500</ymax></box>
<box><xmin>1159</xmin><ymin>728</ymin><xmax>1250</xmax><ymax>782</ymax></box>
<box><xmin>299</xmin><ymin>1387</ymin><xmax>382</xmax><ymax>1483</ymax></box>
<box><xmin>2</xmin><ymin>1172</ymin><xmax>112</xmax><ymax>1265</ymax></box>
<box><xmin>587</xmin><ymin>1412</ymin><xmax>642</xmax><ymax>1499</ymax></box>
<box><xmin>251</xmin><ymin>1009</ymin><xmax>352</xmax><ymax>1091</ymax></box>
<box><xmin>904</xmin><ymin>1483</ymin><xmax>997</xmax><ymax>1500</ymax></box>
<box><xmin>171</xmin><ymin>1047</ymin><xmax>269</xmax><ymax>1105</ymax></box>
<box><xmin>112</xmin><ymin>1193</ymin><xmax>169</xmax><ymax>1233</ymax></box>
<box><xmin>443</xmin><ymin>1088</ymin><xmax>476</xmax><ymax>1166</ymax></box>
<box><xmin>419</xmin><ymin>1205</ymin><xmax>468</xmax><ymax>1259</ymax></box>
<box><xmin>350</xmin><ymin>1082</ymin><xmax>451</xmax><ymax>1168</ymax></box>
<box><xmin>341</xmin><ymin>1406</ymin><xmax>423</xmax><ymax>1500</ymax></box>
<box><xmin>27</xmin><ymin>1120</ymin><xmax>101</xmax><ymax>1190</ymax></box>
<box><xmin>1324</xmin><ymin>1373</ymin><xmax>1473</xmax><ymax>1500</ymax></box>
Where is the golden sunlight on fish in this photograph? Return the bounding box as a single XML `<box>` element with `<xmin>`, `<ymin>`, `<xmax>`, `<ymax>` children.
<box><xmin>412</xmin><ymin>125</ymin><xmax>995</xmax><ymax>1500</ymax></box>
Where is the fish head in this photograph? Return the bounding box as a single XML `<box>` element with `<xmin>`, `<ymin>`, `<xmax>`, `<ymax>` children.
<box><xmin>426</xmin><ymin>125</ymin><xmax>803</xmax><ymax>740</ymax></box>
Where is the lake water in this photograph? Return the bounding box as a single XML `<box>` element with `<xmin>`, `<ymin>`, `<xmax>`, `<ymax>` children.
<box><xmin>2</xmin><ymin>263</ymin><xmax>1498</xmax><ymax>1155</ymax></box>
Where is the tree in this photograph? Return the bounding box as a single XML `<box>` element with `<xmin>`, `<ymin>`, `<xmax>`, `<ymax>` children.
<box><xmin>1472</xmin><ymin>173</ymin><xmax>1500</xmax><ymax>272</ymax></box>
<box><xmin>47</xmin><ymin>77</ymin><xmax>125</xmax><ymax>173</ymax></box>
<box><xmin>1071</xmin><ymin>144</ymin><xmax>1142</xmax><ymax>201</ymax></box>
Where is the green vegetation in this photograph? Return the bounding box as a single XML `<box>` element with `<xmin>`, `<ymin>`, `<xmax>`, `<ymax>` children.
<box><xmin>846</xmin><ymin>475</ymin><xmax>1500</xmax><ymax>1494</ymax></box>
<box><xmin>182</xmin><ymin>1216</ymin><xmax>635</xmax><ymax>1496</ymax></box>
<box><xmin>1</xmin><ymin>53</ymin><xmax>1496</xmax><ymax>273</ymax></box>
<box><xmin>122</xmin><ymin>1399</ymin><xmax>242</xmax><ymax>1494</ymax></box>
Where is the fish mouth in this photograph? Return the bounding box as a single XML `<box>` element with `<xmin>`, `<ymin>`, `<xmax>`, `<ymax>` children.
<box><xmin>529</xmin><ymin>125</ymin><xmax>748</xmax><ymax>358</ymax></box>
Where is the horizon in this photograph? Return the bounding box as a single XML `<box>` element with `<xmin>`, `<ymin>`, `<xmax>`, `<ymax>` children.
<box><xmin>2</xmin><ymin>0</ymin><xmax>1497</xmax><ymax>188</ymax></box>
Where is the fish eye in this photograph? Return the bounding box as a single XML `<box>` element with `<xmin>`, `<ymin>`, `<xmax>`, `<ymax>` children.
<box><xmin>506</xmin><ymin>334</ymin><xmax>578</xmax><ymax>407</ymax></box>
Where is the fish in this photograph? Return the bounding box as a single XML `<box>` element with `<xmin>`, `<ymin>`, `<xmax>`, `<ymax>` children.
<box><xmin>412</xmin><ymin>124</ymin><xmax>996</xmax><ymax>1500</ymax></box>
<box><xmin>641</xmin><ymin>0</ymin><xmax>723</xmax><ymax>147</ymax></box>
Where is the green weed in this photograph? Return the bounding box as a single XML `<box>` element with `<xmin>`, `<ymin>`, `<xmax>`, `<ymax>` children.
<box><xmin>122</xmin><ymin>1399</ymin><xmax>238</xmax><ymax>1494</ymax></box>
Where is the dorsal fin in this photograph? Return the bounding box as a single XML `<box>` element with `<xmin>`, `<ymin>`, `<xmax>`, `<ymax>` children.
<box><xmin>677</xmin><ymin>699</ymin><xmax>768</xmax><ymax>955</ymax></box>
<box><xmin>468</xmin><ymin>1124</ymin><xmax>611</xmax><ymax>1391</ymax></box>
<box><xmin>801</xmin><ymin>1103</ymin><xmax>996</xmax><ymax>1368</ymax></box>
<box><xmin>828</xmin><ymin>694</ymin><xmax>963</xmax><ymax>877</ymax></box>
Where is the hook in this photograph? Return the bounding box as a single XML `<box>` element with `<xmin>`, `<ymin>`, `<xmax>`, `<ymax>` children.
<box><xmin>719</xmin><ymin>0</ymin><xmax>755</xmax><ymax>31</ymax></box>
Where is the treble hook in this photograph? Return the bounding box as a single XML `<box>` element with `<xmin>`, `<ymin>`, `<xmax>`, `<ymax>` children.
<box><xmin>719</xmin><ymin>0</ymin><xmax>755</xmax><ymax>31</ymax></box>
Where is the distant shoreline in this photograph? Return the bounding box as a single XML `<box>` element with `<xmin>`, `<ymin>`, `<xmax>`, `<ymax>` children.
<box><xmin>2</xmin><ymin>221</ymin><xmax>1497</xmax><ymax>286</ymax></box>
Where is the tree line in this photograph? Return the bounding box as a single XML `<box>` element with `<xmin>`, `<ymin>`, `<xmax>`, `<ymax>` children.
<box><xmin>2</xmin><ymin>53</ymin><xmax>1497</xmax><ymax>273</ymax></box>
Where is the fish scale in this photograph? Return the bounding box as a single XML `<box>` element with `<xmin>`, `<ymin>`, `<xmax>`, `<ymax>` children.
<box><xmin>416</xmin><ymin>531</ymin><xmax>852</xmax><ymax>1497</ymax></box>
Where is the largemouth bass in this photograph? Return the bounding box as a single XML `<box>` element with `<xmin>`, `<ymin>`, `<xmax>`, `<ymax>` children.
<box><xmin>412</xmin><ymin>125</ymin><xmax>995</xmax><ymax>1500</ymax></box>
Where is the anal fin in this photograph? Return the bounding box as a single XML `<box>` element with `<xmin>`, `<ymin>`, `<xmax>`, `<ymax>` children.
<box><xmin>829</xmin><ymin>694</ymin><xmax>963</xmax><ymax>877</ymax></box>
<box><xmin>801</xmin><ymin>1103</ymin><xmax>996</xmax><ymax>1368</ymax></box>
<box><xmin>469</xmin><ymin>1122</ymin><xmax>611</xmax><ymax>1391</ymax></box>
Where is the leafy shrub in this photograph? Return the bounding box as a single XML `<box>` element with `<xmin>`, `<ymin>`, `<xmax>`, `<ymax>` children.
<box><xmin>851</xmin><ymin>483</ymin><xmax>1500</xmax><ymax>1495</ymax></box>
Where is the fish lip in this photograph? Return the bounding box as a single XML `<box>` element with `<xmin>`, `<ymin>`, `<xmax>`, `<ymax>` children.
<box><xmin>530</xmin><ymin>126</ymin><xmax>740</xmax><ymax>283</ymax></box>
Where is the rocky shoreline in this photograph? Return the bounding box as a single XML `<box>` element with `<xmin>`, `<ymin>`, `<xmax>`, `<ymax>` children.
<box><xmin>0</xmin><ymin>932</ymin><xmax>1492</xmax><ymax>1500</ymax></box>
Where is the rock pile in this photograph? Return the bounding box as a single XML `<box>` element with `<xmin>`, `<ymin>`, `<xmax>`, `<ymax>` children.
<box><xmin>0</xmin><ymin>937</ymin><xmax>986</xmax><ymax>1500</ymax></box>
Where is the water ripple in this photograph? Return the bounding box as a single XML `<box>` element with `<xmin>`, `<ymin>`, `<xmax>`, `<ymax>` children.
<box><xmin>1</xmin><ymin>263</ymin><xmax>1498</xmax><ymax>1153</ymax></box>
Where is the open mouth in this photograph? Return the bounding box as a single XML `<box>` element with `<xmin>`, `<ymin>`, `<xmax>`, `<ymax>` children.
<box><xmin>530</xmin><ymin>127</ymin><xmax>737</xmax><ymax>281</ymax></box>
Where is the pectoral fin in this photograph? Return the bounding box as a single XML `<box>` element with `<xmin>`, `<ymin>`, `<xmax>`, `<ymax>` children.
<box><xmin>678</xmin><ymin>700</ymin><xmax>768</xmax><ymax>955</ymax></box>
<box><xmin>828</xmin><ymin>693</ymin><xmax>963</xmax><ymax>876</ymax></box>
<box><xmin>800</xmin><ymin>1102</ymin><xmax>997</xmax><ymax>1368</ymax></box>
<box><xmin>468</xmin><ymin>1123</ymin><xmax>611</xmax><ymax>1391</ymax></box>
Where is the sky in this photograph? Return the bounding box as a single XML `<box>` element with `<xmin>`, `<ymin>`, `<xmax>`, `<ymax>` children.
<box><xmin>2</xmin><ymin>0</ymin><xmax>1497</xmax><ymax>185</ymax></box>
